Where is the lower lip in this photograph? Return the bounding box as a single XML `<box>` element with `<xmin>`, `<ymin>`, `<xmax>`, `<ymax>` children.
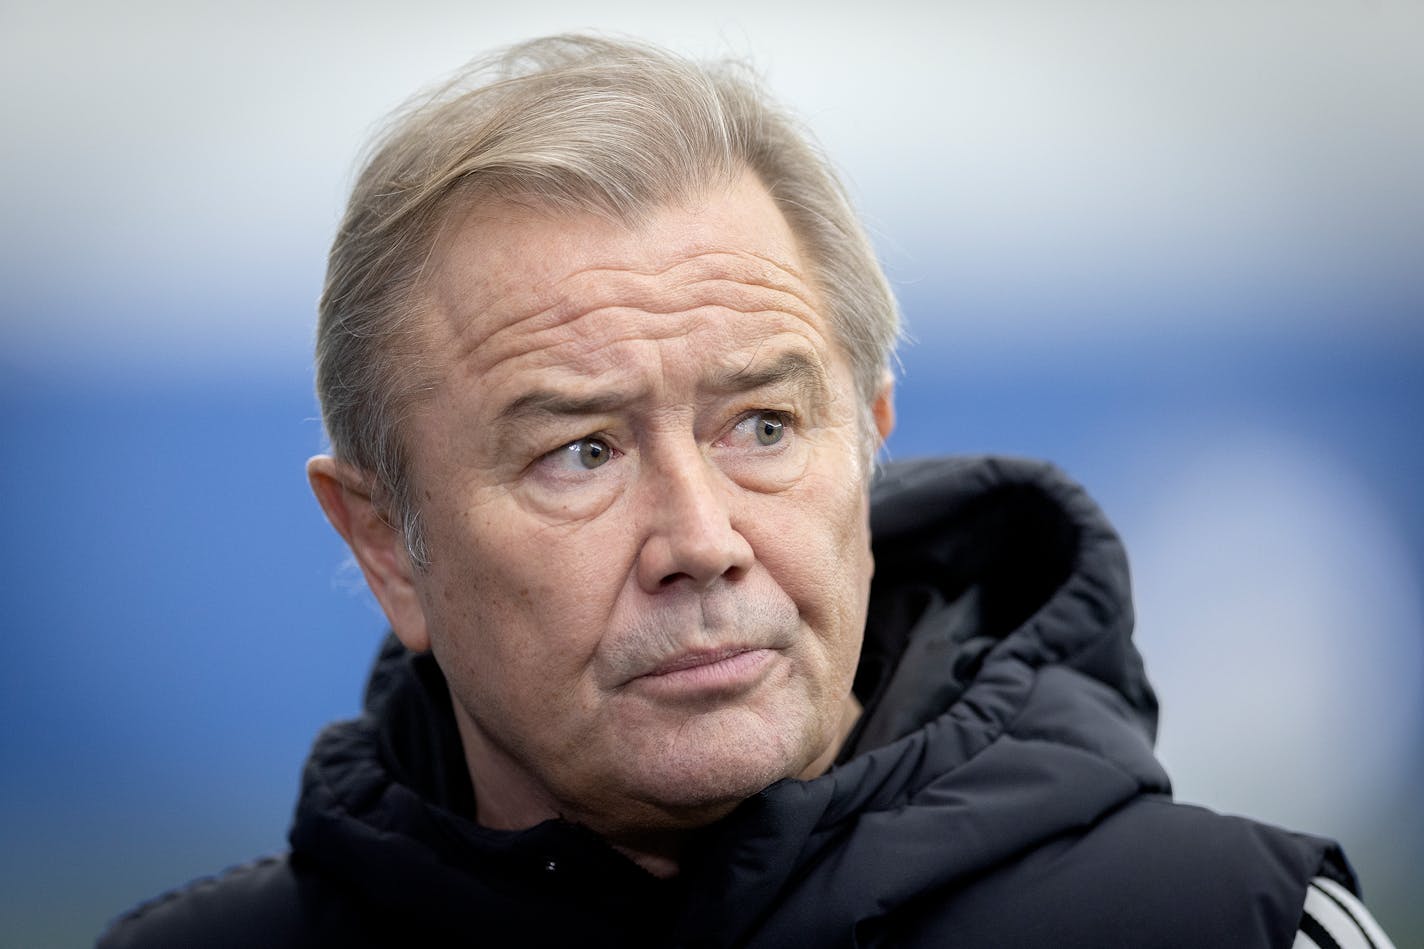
<box><xmin>634</xmin><ymin>648</ymin><xmax>777</xmax><ymax>698</ymax></box>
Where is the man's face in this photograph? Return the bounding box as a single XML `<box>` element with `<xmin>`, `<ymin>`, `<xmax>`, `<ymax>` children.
<box><xmin>391</xmin><ymin>174</ymin><xmax>880</xmax><ymax>836</ymax></box>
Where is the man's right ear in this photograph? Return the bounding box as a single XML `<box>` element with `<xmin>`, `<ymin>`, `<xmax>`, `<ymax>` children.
<box><xmin>307</xmin><ymin>456</ymin><xmax>431</xmax><ymax>653</ymax></box>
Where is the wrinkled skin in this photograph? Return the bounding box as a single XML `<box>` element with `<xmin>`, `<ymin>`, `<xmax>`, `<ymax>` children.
<box><xmin>310</xmin><ymin>173</ymin><xmax>892</xmax><ymax>872</ymax></box>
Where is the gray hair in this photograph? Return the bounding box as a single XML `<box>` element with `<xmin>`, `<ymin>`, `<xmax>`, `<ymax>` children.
<box><xmin>316</xmin><ymin>34</ymin><xmax>900</xmax><ymax>567</ymax></box>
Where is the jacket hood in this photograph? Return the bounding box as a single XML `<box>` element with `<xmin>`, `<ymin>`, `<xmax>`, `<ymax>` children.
<box><xmin>289</xmin><ymin>456</ymin><xmax>1171</xmax><ymax>946</ymax></box>
<box><xmin>856</xmin><ymin>454</ymin><xmax>1158</xmax><ymax>750</ymax></box>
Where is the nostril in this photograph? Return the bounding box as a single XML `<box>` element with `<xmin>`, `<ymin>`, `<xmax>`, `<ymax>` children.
<box><xmin>658</xmin><ymin>563</ymin><xmax>745</xmax><ymax>589</ymax></box>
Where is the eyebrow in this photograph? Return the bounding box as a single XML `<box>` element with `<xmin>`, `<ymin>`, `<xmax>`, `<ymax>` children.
<box><xmin>493</xmin><ymin>350</ymin><xmax>831</xmax><ymax>429</ymax></box>
<box><xmin>708</xmin><ymin>349</ymin><xmax>830</xmax><ymax>402</ymax></box>
<box><xmin>496</xmin><ymin>387</ymin><xmax>636</xmax><ymax>426</ymax></box>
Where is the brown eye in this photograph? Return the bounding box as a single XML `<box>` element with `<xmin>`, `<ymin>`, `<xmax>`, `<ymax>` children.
<box><xmin>754</xmin><ymin>413</ymin><xmax>784</xmax><ymax>446</ymax></box>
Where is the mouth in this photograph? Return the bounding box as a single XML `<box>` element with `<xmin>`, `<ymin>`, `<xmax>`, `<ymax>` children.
<box><xmin>632</xmin><ymin>646</ymin><xmax>777</xmax><ymax>698</ymax></box>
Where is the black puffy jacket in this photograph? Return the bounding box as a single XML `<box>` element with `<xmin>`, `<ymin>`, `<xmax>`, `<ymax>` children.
<box><xmin>100</xmin><ymin>457</ymin><xmax>1355</xmax><ymax>948</ymax></box>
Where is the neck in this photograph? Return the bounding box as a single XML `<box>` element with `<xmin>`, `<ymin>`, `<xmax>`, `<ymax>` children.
<box><xmin>611</xmin><ymin>832</ymin><xmax>684</xmax><ymax>879</ymax></box>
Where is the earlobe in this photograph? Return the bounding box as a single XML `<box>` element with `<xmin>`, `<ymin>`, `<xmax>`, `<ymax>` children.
<box><xmin>306</xmin><ymin>455</ymin><xmax>431</xmax><ymax>653</ymax></box>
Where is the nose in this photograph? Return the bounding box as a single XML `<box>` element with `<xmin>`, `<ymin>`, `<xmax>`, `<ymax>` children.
<box><xmin>635</xmin><ymin>450</ymin><xmax>755</xmax><ymax>593</ymax></box>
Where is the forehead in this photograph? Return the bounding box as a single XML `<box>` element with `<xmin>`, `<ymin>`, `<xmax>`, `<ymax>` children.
<box><xmin>415</xmin><ymin>174</ymin><xmax>838</xmax><ymax>381</ymax></box>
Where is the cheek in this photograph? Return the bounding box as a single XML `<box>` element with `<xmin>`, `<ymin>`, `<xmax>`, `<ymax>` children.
<box><xmin>749</xmin><ymin>467</ymin><xmax>872</xmax><ymax>642</ymax></box>
<box><xmin>423</xmin><ymin>505</ymin><xmax>630</xmax><ymax>693</ymax></box>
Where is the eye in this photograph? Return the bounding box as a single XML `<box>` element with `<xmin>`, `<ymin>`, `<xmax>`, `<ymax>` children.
<box><xmin>563</xmin><ymin>436</ymin><xmax>612</xmax><ymax>469</ymax></box>
<box><xmin>731</xmin><ymin>410</ymin><xmax>787</xmax><ymax>448</ymax></box>
<box><xmin>752</xmin><ymin>412</ymin><xmax>784</xmax><ymax>446</ymax></box>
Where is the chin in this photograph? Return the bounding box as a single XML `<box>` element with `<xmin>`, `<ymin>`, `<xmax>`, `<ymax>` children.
<box><xmin>570</xmin><ymin>690</ymin><xmax>840</xmax><ymax>832</ymax></box>
<box><xmin>616</xmin><ymin>724</ymin><xmax>826</xmax><ymax>824</ymax></box>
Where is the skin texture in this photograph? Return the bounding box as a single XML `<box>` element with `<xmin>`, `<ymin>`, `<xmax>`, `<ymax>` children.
<box><xmin>309</xmin><ymin>172</ymin><xmax>894</xmax><ymax>875</ymax></box>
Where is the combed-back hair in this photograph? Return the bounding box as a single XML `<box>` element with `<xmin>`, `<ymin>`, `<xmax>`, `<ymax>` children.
<box><xmin>316</xmin><ymin>34</ymin><xmax>901</xmax><ymax>567</ymax></box>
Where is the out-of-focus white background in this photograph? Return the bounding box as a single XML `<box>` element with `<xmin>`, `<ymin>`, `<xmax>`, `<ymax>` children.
<box><xmin>2</xmin><ymin>2</ymin><xmax>1420</xmax><ymax>945</ymax></box>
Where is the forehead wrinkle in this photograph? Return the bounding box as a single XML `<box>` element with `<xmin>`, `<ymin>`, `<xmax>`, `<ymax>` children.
<box><xmin>472</xmin><ymin>306</ymin><xmax>836</xmax><ymax>397</ymax></box>
<box><xmin>554</xmin><ymin>250</ymin><xmax>821</xmax><ymax>319</ymax></box>
<box><xmin>436</xmin><ymin>247</ymin><xmax>823</xmax><ymax>371</ymax></box>
<box><xmin>490</xmin><ymin>328</ymin><xmax>827</xmax><ymax>432</ymax></box>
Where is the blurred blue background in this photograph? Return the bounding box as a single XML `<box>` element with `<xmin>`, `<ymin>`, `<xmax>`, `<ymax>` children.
<box><xmin>2</xmin><ymin>3</ymin><xmax>1420</xmax><ymax>945</ymax></box>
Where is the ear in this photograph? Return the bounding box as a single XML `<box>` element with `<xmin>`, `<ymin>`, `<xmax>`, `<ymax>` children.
<box><xmin>307</xmin><ymin>455</ymin><xmax>430</xmax><ymax>653</ymax></box>
<box><xmin>871</xmin><ymin>371</ymin><xmax>896</xmax><ymax>447</ymax></box>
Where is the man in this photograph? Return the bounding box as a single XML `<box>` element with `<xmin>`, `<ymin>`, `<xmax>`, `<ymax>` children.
<box><xmin>102</xmin><ymin>35</ymin><xmax>1392</xmax><ymax>948</ymax></box>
